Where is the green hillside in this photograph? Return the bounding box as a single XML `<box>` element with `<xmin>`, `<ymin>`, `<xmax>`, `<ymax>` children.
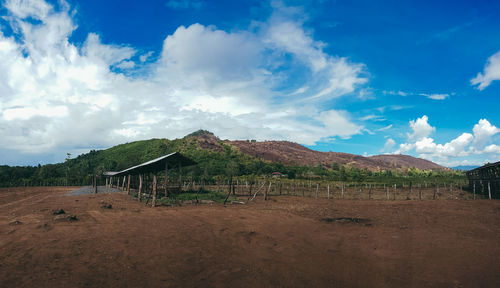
<box><xmin>0</xmin><ymin>130</ymin><xmax>465</xmax><ymax>187</ymax></box>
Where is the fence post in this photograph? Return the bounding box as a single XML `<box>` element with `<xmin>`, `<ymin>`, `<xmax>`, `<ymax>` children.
<box><xmin>473</xmin><ymin>181</ymin><xmax>476</xmax><ymax>199</ymax></box>
<box><xmin>152</xmin><ymin>174</ymin><xmax>157</xmax><ymax>207</ymax></box>
<box><xmin>138</xmin><ymin>174</ymin><xmax>143</xmax><ymax>202</ymax></box>
<box><xmin>327</xmin><ymin>184</ymin><xmax>330</xmax><ymax>199</ymax></box>
<box><xmin>386</xmin><ymin>186</ymin><xmax>389</xmax><ymax>200</ymax></box>
<box><xmin>315</xmin><ymin>183</ymin><xmax>319</xmax><ymax>199</ymax></box>
<box><xmin>419</xmin><ymin>183</ymin><xmax>422</xmax><ymax>200</ymax></box>
<box><xmin>433</xmin><ymin>180</ymin><xmax>437</xmax><ymax>200</ymax></box>
<box><xmin>369</xmin><ymin>184</ymin><xmax>372</xmax><ymax>200</ymax></box>
<box><xmin>488</xmin><ymin>181</ymin><xmax>492</xmax><ymax>200</ymax></box>
<box><xmin>127</xmin><ymin>174</ymin><xmax>131</xmax><ymax>195</ymax></box>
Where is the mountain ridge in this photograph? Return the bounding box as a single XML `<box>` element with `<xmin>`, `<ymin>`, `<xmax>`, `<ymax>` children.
<box><xmin>188</xmin><ymin>130</ymin><xmax>447</xmax><ymax>171</ymax></box>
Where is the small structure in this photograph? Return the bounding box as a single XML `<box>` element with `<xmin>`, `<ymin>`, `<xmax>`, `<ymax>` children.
<box><xmin>271</xmin><ymin>172</ymin><xmax>282</xmax><ymax>178</ymax></box>
<box><xmin>103</xmin><ymin>152</ymin><xmax>197</xmax><ymax>207</ymax></box>
<box><xmin>466</xmin><ymin>161</ymin><xmax>500</xmax><ymax>199</ymax></box>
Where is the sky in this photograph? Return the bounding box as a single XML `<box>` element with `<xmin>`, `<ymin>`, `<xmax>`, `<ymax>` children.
<box><xmin>0</xmin><ymin>0</ymin><xmax>499</xmax><ymax>167</ymax></box>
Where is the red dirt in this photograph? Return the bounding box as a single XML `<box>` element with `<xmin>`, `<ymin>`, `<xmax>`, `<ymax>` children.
<box><xmin>1</xmin><ymin>187</ymin><xmax>499</xmax><ymax>287</ymax></box>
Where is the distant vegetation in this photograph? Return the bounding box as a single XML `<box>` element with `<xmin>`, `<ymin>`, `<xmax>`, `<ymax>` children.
<box><xmin>0</xmin><ymin>131</ymin><xmax>466</xmax><ymax>187</ymax></box>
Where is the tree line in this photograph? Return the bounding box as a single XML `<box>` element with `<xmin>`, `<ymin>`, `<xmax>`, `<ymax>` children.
<box><xmin>0</xmin><ymin>136</ymin><xmax>466</xmax><ymax>187</ymax></box>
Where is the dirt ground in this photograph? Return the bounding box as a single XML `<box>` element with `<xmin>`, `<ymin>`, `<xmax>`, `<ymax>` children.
<box><xmin>1</xmin><ymin>187</ymin><xmax>499</xmax><ymax>288</ymax></box>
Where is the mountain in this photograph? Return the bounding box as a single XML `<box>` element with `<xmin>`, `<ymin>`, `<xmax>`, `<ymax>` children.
<box><xmin>191</xmin><ymin>132</ymin><xmax>447</xmax><ymax>171</ymax></box>
<box><xmin>368</xmin><ymin>154</ymin><xmax>445</xmax><ymax>170</ymax></box>
<box><xmin>451</xmin><ymin>165</ymin><xmax>478</xmax><ymax>171</ymax></box>
<box><xmin>0</xmin><ymin>130</ymin><xmax>450</xmax><ymax>187</ymax></box>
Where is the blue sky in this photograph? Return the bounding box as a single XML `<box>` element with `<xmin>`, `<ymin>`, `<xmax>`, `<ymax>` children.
<box><xmin>0</xmin><ymin>0</ymin><xmax>499</xmax><ymax>167</ymax></box>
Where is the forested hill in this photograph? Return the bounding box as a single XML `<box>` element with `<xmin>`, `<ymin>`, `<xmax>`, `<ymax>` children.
<box><xmin>0</xmin><ymin>130</ymin><xmax>457</xmax><ymax>187</ymax></box>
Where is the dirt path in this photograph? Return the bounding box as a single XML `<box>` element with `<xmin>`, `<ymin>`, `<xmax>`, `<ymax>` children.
<box><xmin>0</xmin><ymin>187</ymin><xmax>499</xmax><ymax>287</ymax></box>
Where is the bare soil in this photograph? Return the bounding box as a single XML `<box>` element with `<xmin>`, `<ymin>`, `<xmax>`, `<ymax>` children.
<box><xmin>1</xmin><ymin>186</ymin><xmax>499</xmax><ymax>287</ymax></box>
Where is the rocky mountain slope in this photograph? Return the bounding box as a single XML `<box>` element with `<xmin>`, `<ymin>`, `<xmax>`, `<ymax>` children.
<box><xmin>191</xmin><ymin>131</ymin><xmax>447</xmax><ymax>171</ymax></box>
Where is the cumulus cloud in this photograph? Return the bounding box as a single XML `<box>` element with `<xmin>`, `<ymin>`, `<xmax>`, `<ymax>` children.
<box><xmin>381</xmin><ymin>138</ymin><xmax>396</xmax><ymax>152</ymax></box>
<box><xmin>407</xmin><ymin>115</ymin><xmax>435</xmax><ymax>141</ymax></box>
<box><xmin>393</xmin><ymin>116</ymin><xmax>499</xmax><ymax>166</ymax></box>
<box><xmin>471</xmin><ymin>119</ymin><xmax>500</xmax><ymax>149</ymax></box>
<box><xmin>0</xmin><ymin>0</ymin><xmax>367</xmax><ymax>163</ymax></box>
<box><xmin>471</xmin><ymin>50</ymin><xmax>500</xmax><ymax>90</ymax></box>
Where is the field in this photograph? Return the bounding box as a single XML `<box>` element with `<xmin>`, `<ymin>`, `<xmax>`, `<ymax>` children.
<box><xmin>1</xmin><ymin>186</ymin><xmax>499</xmax><ymax>287</ymax></box>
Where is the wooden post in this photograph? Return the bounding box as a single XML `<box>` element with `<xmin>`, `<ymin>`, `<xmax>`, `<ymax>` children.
<box><xmin>368</xmin><ymin>184</ymin><xmax>372</xmax><ymax>200</ymax></box>
<box><xmin>178</xmin><ymin>162</ymin><xmax>182</xmax><ymax>192</ymax></box>
<box><xmin>433</xmin><ymin>180</ymin><xmax>437</xmax><ymax>200</ymax></box>
<box><xmin>152</xmin><ymin>174</ymin><xmax>157</xmax><ymax>207</ymax></box>
<box><xmin>386</xmin><ymin>186</ymin><xmax>389</xmax><ymax>200</ymax></box>
<box><xmin>94</xmin><ymin>176</ymin><xmax>97</xmax><ymax>194</ymax></box>
<box><xmin>315</xmin><ymin>183</ymin><xmax>319</xmax><ymax>199</ymax></box>
<box><xmin>165</xmin><ymin>162</ymin><xmax>169</xmax><ymax>197</ymax></box>
<box><xmin>419</xmin><ymin>183</ymin><xmax>422</xmax><ymax>200</ymax></box>
<box><xmin>407</xmin><ymin>181</ymin><xmax>412</xmax><ymax>200</ymax></box>
<box><xmin>342</xmin><ymin>182</ymin><xmax>345</xmax><ymax>199</ymax></box>
<box><xmin>449</xmin><ymin>183</ymin><xmax>453</xmax><ymax>198</ymax></box>
<box><xmin>437</xmin><ymin>181</ymin><xmax>440</xmax><ymax>198</ymax></box>
<box><xmin>302</xmin><ymin>182</ymin><xmax>305</xmax><ymax>197</ymax></box>
<box><xmin>264</xmin><ymin>177</ymin><xmax>269</xmax><ymax>201</ymax></box>
<box><xmin>327</xmin><ymin>184</ymin><xmax>330</xmax><ymax>199</ymax></box>
<box><xmin>473</xmin><ymin>181</ymin><xmax>476</xmax><ymax>199</ymax></box>
<box><xmin>138</xmin><ymin>174</ymin><xmax>143</xmax><ymax>202</ymax></box>
<box><xmin>127</xmin><ymin>174</ymin><xmax>131</xmax><ymax>195</ymax></box>
<box><xmin>488</xmin><ymin>181</ymin><xmax>492</xmax><ymax>200</ymax></box>
<box><xmin>279</xmin><ymin>181</ymin><xmax>282</xmax><ymax>195</ymax></box>
<box><xmin>393</xmin><ymin>184</ymin><xmax>396</xmax><ymax>200</ymax></box>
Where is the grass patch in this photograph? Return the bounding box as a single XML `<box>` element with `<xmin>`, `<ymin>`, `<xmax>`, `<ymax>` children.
<box><xmin>134</xmin><ymin>189</ymin><xmax>233</xmax><ymax>205</ymax></box>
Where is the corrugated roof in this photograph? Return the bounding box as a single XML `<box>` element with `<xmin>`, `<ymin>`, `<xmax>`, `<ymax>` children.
<box><xmin>467</xmin><ymin>160</ymin><xmax>500</xmax><ymax>173</ymax></box>
<box><xmin>103</xmin><ymin>152</ymin><xmax>197</xmax><ymax>176</ymax></box>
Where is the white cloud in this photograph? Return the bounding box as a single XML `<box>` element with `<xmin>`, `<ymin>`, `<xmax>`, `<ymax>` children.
<box><xmin>376</xmin><ymin>124</ymin><xmax>392</xmax><ymax>131</ymax></box>
<box><xmin>139</xmin><ymin>51</ymin><xmax>154</xmax><ymax>62</ymax></box>
<box><xmin>484</xmin><ymin>144</ymin><xmax>500</xmax><ymax>154</ymax></box>
<box><xmin>115</xmin><ymin>60</ymin><xmax>135</xmax><ymax>69</ymax></box>
<box><xmin>264</xmin><ymin>4</ymin><xmax>367</xmax><ymax>100</ymax></box>
<box><xmin>419</xmin><ymin>93</ymin><xmax>449</xmax><ymax>100</ymax></box>
<box><xmin>471</xmin><ymin>50</ymin><xmax>500</xmax><ymax>90</ymax></box>
<box><xmin>317</xmin><ymin>110</ymin><xmax>362</xmax><ymax>139</ymax></box>
<box><xmin>472</xmin><ymin>119</ymin><xmax>500</xmax><ymax>149</ymax></box>
<box><xmin>382</xmin><ymin>138</ymin><xmax>395</xmax><ymax>152</ymax></box>
<box><xmin>392</xmin><ymin>116</ymin><xmax>499</xmax><ymax>166</ymax></box>
<box><xmin>407</xmin><ymin>115</ymin><xmax>435</xmax><ymax>141</ymax></box>
<box><xmin>0</xmin><ymin>0</ymin><xmax>368</xmax><ymax>162</ymax></box>
<box><xmin>4</xmin><ymin>0</ymin><xmax>52</xmax><ymax>19</ymax></box>
<box><xmin>383</xmin><ymin>90</ymin><xmax>408</xmax><ymax>96</ymax></box>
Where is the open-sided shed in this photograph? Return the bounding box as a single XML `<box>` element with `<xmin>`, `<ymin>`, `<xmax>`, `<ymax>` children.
<box><xmin>103</xmin><ymin>152</ymin><xmax>197</xmax><ymax>206</ymax></box>
<box><xmin>466</xmin><ymin>161</ymin><xmax>500</xmax><ymax>199</ymax></box>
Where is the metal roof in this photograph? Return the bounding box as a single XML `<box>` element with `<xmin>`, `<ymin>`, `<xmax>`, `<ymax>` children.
<box><xmin>103</xmin><ymin>152</ymin><xmax>197</xmax><ymax>176</ymax></box>
<box><xmin>103</xmin><ymin>171</ymin><xmax>119</xmax><ymax>176</ymax></box>
<box><xmin>466</xmin><ymin>160</ymin><xmax>500</xmax><ymax>174</ymax></box>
